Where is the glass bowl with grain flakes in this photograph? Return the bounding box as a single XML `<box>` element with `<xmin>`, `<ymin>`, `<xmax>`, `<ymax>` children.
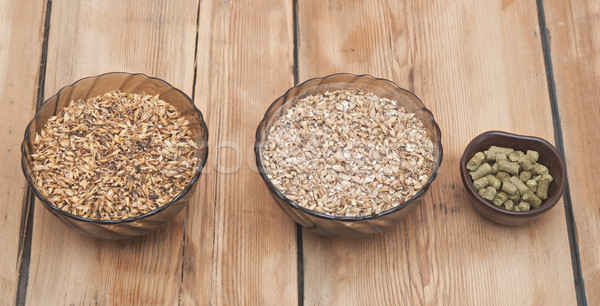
<box><xmin>21</xmin><ymin>72</ymin><xmax>208</xmax><ymax>239</ymax></box>
<box><xmin>255</xmin><ymin>73</ymin><xmax>443</xmax><ymax>238</ymax></box>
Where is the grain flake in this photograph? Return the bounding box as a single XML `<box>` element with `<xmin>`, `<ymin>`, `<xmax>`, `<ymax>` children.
<box><xmin>263</xmin><ymin>90</ymin><xmax>434</xmax><ymax>217</ymax></box>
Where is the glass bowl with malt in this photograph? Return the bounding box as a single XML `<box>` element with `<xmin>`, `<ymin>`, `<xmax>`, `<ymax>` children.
<box><xmin>255</xmin><ymin>74</ymin><xmax>442</xmax><ymax>238</ymax></box>
<box><xmin>21</xmin><ymin>72</ymin><xmax>208</xmax><ymax>239</ymax></box>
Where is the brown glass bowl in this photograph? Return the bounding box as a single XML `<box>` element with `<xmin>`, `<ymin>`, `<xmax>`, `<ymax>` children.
<box><xmin>255</xmin><ymin>73</ymin><xmax>443</xmax><ymax>238</ymax></box>
<box><xmin>21</xmin><ymin>72</ymin><xmax>209</xmax><ymax>239</ymax></box>
<box><xmin>460</xmin><ymin>131</ymin><xmax>566</xmax><ymax>225</ymax></box>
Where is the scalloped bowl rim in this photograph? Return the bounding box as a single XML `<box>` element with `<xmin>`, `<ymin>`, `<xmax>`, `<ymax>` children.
<box><xmin>21</xmin><ymin>72</ymin><xmax>209</xmax><ymax>224</ymax></box>
<box><xmin>255</xmin><ymin>73</ymin><xmax>443</xmax><ymax>222</ymax></box>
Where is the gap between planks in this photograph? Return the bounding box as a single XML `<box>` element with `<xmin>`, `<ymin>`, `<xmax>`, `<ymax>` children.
<box><xmin>15</xmin><ymin>0</ymin><xmax>53</xmax><ymax>305</ymax></box>
<box><xmin>535</xmin><ymin>0</ymin><xmax>587</xmax><ymax>305</ymax></box>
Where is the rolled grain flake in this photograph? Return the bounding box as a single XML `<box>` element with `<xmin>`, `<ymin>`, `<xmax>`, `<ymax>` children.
<box><xmin>536</xmin><ymin>173</ymin><xmax>553</xmax><ymax>200</ymax></box>
<box><xmin>470</xmin><ymin>163</ymin><xmax>492</xmax><ymax>181</ymax></box>
<box><xmin>467</xmin><ymin>152</ymin><xmax>486</xmax><ymax>171</ymax></box>
<box><xmin>497</xmin><ymin>160</ymin><xmax>520</xmax><ymax>176</ymax></box>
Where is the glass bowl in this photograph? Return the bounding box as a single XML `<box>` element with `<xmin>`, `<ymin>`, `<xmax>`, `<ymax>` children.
<box><xmin>255</xmin><ymin>73</ymin><xmax>443</xmax><ymax>238</ymax></box>
<box><xmin>21</xmin><ymin>72</ymin><xmax>209</xmax><ymax>239</ymax></box>
<box><xmin>459</xmin><ymin>131</ymin><xmax>566</xmax><ymax>225</ymax></box>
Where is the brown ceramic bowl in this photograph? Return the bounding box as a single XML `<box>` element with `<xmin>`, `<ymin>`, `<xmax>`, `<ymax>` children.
<box><xmin>459</xmin><ymin>131</ymin><xmax>566</xmax><ymax>225</ymax></box>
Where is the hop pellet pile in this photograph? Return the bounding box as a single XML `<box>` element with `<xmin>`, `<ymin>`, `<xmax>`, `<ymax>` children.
<box><xmin>31</xmin><ymin>90</ymin><xmax>198</xmax><ymax>220</ymax></box>
<box><xmin>263</xmin><ymin>90</ymin><xmax>435</xmax><ymax>217</ymax></box>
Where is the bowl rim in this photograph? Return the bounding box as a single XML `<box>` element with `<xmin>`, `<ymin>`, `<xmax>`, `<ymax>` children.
<box><xmin>254</xmin><ymin>73</ymin><xmax>443</xmax><ymax>222</ymax></box>
<box><xmin>459</xmin><ymin>130</ymin><xmax>566</xmax><ymax>217</ymax></box>
<box><xmin>21</xmin><ymin>72</ymin><xmax>209</xmax><ymax>224</ymax></box>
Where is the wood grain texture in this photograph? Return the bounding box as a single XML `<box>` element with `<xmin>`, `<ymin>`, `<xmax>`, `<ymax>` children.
<box><xmin>25</xmin><ymin>1</ymin><xmax>198</xmax><ymax>304</ymax></box>
<box><xmin>179</xmin><ymin>0</ymin><xmax>297</xmax><ymax>304</ymax></box>
<box><xmin>0</xmin><ymin>0</ymin><xmax>46</xmax><ymax>304</ymax></box>
<box><xmin>545</xmin><ymin>0</ymin><xmax>600</xmax><ymax>303</ymax></box>
<box><xmin>298</xmin><ymin>0</ymin><xmax>577</xmax><ymax>304</ymax></box>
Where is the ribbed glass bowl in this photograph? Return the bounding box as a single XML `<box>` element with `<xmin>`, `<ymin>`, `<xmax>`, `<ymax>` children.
<box><xmin>255</xmin><ymin>74</ymin><xmax>443</xmax><ymax>238</ymax></box>
<box><xmin>21</xmin><ymin>72</ymin><xmax>208</xmax><ymax>239</ymax></box>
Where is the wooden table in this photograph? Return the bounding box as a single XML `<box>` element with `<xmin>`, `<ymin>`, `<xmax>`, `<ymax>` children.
<box><xmin>1</xmin><ymin>0</ymin><xmax>598</xmax><ymax>304</ymax></box>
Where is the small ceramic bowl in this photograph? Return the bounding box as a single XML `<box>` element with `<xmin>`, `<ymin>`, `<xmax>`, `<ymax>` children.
<box><xmin>460</xmin><ymin>131</ymin><xmax>566</xmax><ymax>225</ymax></box>
<box><xmin>21</xmin><ymin>72</ymin><xmax>209</xmax><ymax>239</ymax></box>
<box><xmin>255</xmin><ymin>73</ymin><xmax>443</xmax><ymax>238</ymax></box>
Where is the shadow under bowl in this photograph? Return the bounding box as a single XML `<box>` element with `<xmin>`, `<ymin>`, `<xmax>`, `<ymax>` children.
<box><xmin>459</xmin><ymin>130</ymin><xmax>566</xmax><ymax>226</ymax></box>
<box><xmin>21</xmin><ymin>72</ymin><xmax>209</xmax><ymax>239</ymax></box>
<box><xmin>255</xmin><ymin>73</ymin><xmax>443</xmax><ymax>238</ymax></box>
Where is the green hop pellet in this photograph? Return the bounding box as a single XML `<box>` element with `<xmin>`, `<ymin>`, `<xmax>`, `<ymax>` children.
<box><xmin>482</xmin><ymin>186</ymin><xmax>497</xmax><ymax>201</ymax></box>
<box><xmin>493</xmin><ymin>192</ymin><xmax>509</xmax><ymax>206</ymax></box>
<box><xmin>496</xmin><ymin>153</ymin><xmax>508</xmax><ymax>162</ymax></box>
<box><xmin>509</xmin><ymin>191</ymin><xmax>521</xmax><ymax>202</ymax></box>
<box><xmin>497</xmin><ymin>160</ymin><xmax>520</xmax><ymax>175</ymax></box>
<box><xmin>501</xmin><ymin>180</ymin><xmax>518</xmax><ymax>196</ymax></box>
<box><xmin>522</xmin><ymin>190</ymin><xmax>542</xmax><ymax>208</ymax></box>
<box><xmin>509</xmin><ymin>176</ymin><xmax>529</xmax><ymax>194</ymax></box>
<box><xmin>526</xmin><ymin>150</ymin><xmax>539</xmax><ymax>162</ymax></box>
<box><xmin>520</xmin><ymin>171</ymin><xmax>532</xmax><ymax>182</ymax></box>
<box><xmin>526</xmin><ymin>179</ymin><xmax>537</xmax><ymax>193</ymax></box>
<box><xmin>470</xmin><ymin>163</ymin><xmax>492</xmax><ymax>180</ymax></box>
<box><xmin>467</xmin><ymin>152</ymin><xmax>486</xmax><ymax>171</ymax></box>
<box><xmin>508</xmin><ymin>151</ymin><xmax>525</xmax><ymax>162</ymax></box>
<box><xmin>517</xmin><ymin>201</ymin><xmax>531</xmax><ymax>211</ymax></box>
<box><xmin>504</xmin><ymin>199</ymin><xmax>514</xmax><ymax>210</ymax></box>
<box><xmin>536</xmin><ymin>173</ymin><xmax>553</xmax><ymax>200</ymax></box>
<box><xmin>489</xmin><ymin>146</ymin><xmax>513</xmax><ymax>154</ymax></box>
<box><xmin>532</xmin><ymin>163</ymin><xmax>549</xmax><ymax>176</ymax></box>
<box><xmin>496</xmin><ymin>171</ymin><xmax>510</xmax><ymax>182</ymax></box>
<box><xmin>483</xmin><ymin>150</ymin><xmax>496</xmax><ymax>162</ymax></box>
<box><xmin>486</xmin><ymin>174</ymin><xmax>501</xmax><ymax>190</ymax></box>
<box><xmin>518</xmin><ymin>155</ymin><xmax>535</xmax><ymax>171</ymax></box>
<box><xmin>473</xmin><ymin>177</ymin><xmax>489</xmax><ymax>190</ymax></box>
<box><xmin>469</xmin><ymin>146</ymin><xmax>553</xmax><ymax>210</ymax></box>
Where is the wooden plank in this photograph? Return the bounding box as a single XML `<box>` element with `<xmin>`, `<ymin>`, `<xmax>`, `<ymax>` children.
<box><xmin>180</xmin><ymin>0</ymin><xmax>298</xmax><ymax>304</ymax></box>
<box><xmin>545</xmin><ymin>0</ymin><xmax>600</xmax><ymax>303</ymax></box>
<box><xmin>0</xmin><ymin>0</ymin><xmax>46</xmax><ymax>304</ymax></box>
<box><xmin>298</xmin><ymin>0</ymin><xmax>577</xmax><ymax>304</ymax></box>
<box><xmin>25</xmin><ymin>1</ymin><xmax>198</xmax><ymax>304</ymax></box>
